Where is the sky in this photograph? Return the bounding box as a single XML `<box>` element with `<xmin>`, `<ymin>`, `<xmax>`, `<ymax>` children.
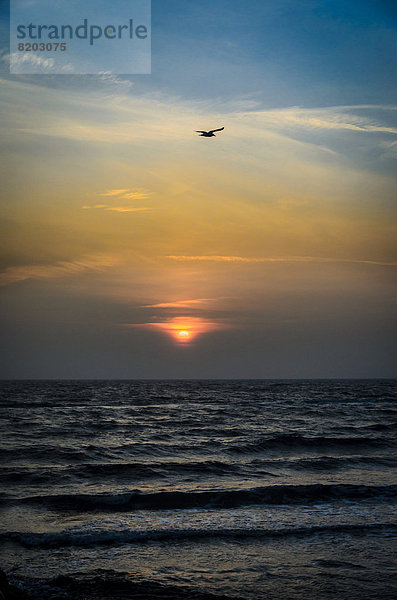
<box><xmin>0</xmin><ymin>0</ymin><xmax>396</xmax><ymax>378</ymax></box>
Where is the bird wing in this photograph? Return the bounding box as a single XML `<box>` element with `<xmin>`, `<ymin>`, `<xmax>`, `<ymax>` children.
<box><xmin>209</xmin><ymin>127</ymin><xmax>224</xmax><ymax>133</ymax></box>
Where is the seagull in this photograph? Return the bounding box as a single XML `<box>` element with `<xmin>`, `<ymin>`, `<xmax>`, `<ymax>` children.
<box><xmin>195</xmin><ymin>127</ymin><xmax>224</xmax><ymax>137</ymax></box>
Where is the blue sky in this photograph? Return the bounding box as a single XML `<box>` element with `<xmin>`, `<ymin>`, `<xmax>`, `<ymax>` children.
<box><xmin>2</xmin><ymin>0</ymin><xmax>397</xmax><ymax>103</ymax></box>
<box><xmin>146</xmin><ymin>0</ymin><xmax>397</xmax><ymax>105</ymax></box>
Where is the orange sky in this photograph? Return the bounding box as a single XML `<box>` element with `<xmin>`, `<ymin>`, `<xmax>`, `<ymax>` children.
<box><xmin>0</xmin><ymin>70</ymin><xmax>396</xmax><ymax>376</ymax></box>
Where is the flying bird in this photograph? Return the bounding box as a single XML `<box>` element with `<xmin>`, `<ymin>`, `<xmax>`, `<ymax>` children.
<box><xmin>195</xmin><ymin>127</ymin><xmax>224</xmax><ymax>137</ymax></box>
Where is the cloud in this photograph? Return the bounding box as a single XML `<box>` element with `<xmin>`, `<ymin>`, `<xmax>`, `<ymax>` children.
<box><xmin>8</xmin><ymin>53</ymin><xmax>75</xmax><ymax>74</ymax></box>
<box><xmin>81</xmin><ymin>188</ymin><xmax>152</xmax><ymax>213</ymax></box>
<box><xmin>97</xmin><ymin>72</ymin><xmax>133</xmax><ymax>93</ymax></box>
<box><xmin>104</xmin><ymin>207</ymin><xmax>151</xmax><ymax>213</ymax></box>
<box><xmin>99</xmin><ymin>188</ymin><xmax>151</xmax><ymax>200</ymax></box>
<box><xmin>0</xmin><ymin>254</ymin><xmax>119</xmax><ymax>286</ymax></box>
<box><xmin>242</xmin><ymin>105</ymin><xmax>397</xmax><ymax>136</ymax></box>
<box><xmin>121</xmin><ymin>192</ymin><xmax>151</xmax><ymax>199</ymax></box>
<box><xmin>81</xmin><ymin>205</ymin><xmax>151</xmax><ymax>213</ymax></box>
<box><xmin>81</xmin><ymin>204</ymin><xmax>153</xmax><ymax>212</ymax></box>
<box><xmin>143</xmin><ymin>298</ymin><xmax>216</xmax><ymax>309</ymax></box>
<box><xmin>165</xmin><ymin>255</ymin><xmax>397</xmax><ymax>266</ymax></box>
<box><xmin>2</xmin><ymin>77</ymin><xmax>395</xmax><ymax>166</ymax></box>
<box><xmin>99</xmin><ymin>189</ymin><xmax>131</xmax><ymax>197</ymax></box>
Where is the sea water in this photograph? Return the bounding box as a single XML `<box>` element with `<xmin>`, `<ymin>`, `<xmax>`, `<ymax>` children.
<box><xmin>0</xmin><ymin>379</ymin><xmax>396</xmax><ymax>599</ymax></box>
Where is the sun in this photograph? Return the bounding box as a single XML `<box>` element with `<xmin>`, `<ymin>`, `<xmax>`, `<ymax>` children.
<box><xmin>135</xmin><ymin>316</ymin><xmax>227</xmax><ymax>344</ymax></box>
<box><xmin>176</xmin><ymin>330</ymin><xmax>191</xmax><ymax>341</ymax></box>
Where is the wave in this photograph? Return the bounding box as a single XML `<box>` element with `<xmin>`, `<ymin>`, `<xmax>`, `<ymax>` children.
<box><xmin>4</xmin><ymin>484</ymin><xmax>396</xmax><ymax>512</ymax></box>
<box><xmin>363</xmin><ymin>422</ymin><xmax>397</xmax><ymax>432</ymax></box>
<box><xmin>279</xmin><ymin>455</ymin><xmax>397</xmax><ymax>471</ymax></box>
<box><xmin>4</xmin><ymin>569</ymin><xmax>239</xmax><ymax>600</ymax></box>
<box><xmin>71</xmin><ymin>460</ymin><xmax>243</xmax><ymax>478</ymax></box>
<box><xmin>228</xmin><ymin>434</ymin><xmax>391</xmax><ymax>453</ymax></box>
<box><xmin>0</xmin><ymin>440</ymin><xmax>225</xmax><ymax>462</ymax></box>
<box><xmin>0</xmin><ymin>445</ymin><xmax>94</xmax><ymax>462</ymax></box>
<box><xmin>311</xmin><ymin>558</ymin><xmax>366</xmax><ymax>569</ymax></box>
<box><xmin>1</xmin><ymin>432</ymin><xmax>391</xmax><ymax>466</ymax></box>
<box><xmin>2</xmin><ymin>523</ymin><xmax>395</xmax><ymax>549</ymax></box>
<box><xmin>0</xmin><ymin>441</ymin><xmax>198</xmax><ymax>463</ymax></box>
<box><xmin>1</xmin><ymin>452</ymin><xmax>394</xmax><ymax>487</ymax></box>
<box><xmin>0</xmin><ymin>460</ymin><xmax>249</xmax><ymax>486</ymax></box>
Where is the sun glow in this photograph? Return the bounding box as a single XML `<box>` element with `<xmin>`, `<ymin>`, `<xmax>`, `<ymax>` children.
<box><xmin>177</xmin><ymin>330</ymin><xmax>191</xmax><ymax>341</ymax></box>
<box><xmin>132</xmin><ymin>316</ymin><xmax>228</xmax><ymax>344</ymax></box>
<box><xmin>170</xmin><ymin>324</ymin><xmax>196</xmax><ymax>343</ymax></box>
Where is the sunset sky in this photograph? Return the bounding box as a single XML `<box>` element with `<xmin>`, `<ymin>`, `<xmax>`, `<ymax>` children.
<box><xmin>0</xmin><ymin>0</ymin><xmax>396</xmax><ymax>378</ymax></box>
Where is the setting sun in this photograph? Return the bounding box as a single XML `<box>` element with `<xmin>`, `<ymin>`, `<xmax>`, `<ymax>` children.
<box><xmin>130</xmin><ymin>316</ymin><xmax>228</xmax><ymax>344</ymax></box>
<box><xmin>177</xmin><ymin>330</ymin><xmax>191</xmax><ymax>340</ymax></box>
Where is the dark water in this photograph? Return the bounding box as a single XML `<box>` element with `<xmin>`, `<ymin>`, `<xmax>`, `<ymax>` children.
<box><xmin>0</xmin><ymin>380</ymin><xmax>396</xmax><ymax>599</ymax></box>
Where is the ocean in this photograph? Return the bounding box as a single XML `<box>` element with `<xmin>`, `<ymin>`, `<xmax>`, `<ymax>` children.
<box><xmin>0</xmin><ymin>379</ymin><xmax>396</xmax><ymax>599</ymax></box>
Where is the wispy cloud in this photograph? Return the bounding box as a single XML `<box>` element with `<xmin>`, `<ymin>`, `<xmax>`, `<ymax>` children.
<box><xmin>7</xmin><ymin>52</ymin><xmax>75</xmax><ymax>74</ymax></box>
<box><xmin>99</xmin><ymin>189</ymin><xmax>131</xmax><ymax>197</ymax></box>
<box><xmin>82</xmin><ymin>188</ymin><xmax>152</xmax><ymax>213</ymax></box>
<box><xmin>99</xmin><ymin>188</ymin><xmax>150</xmax><ymax>200</ymax></box>
<box><xmin>121</xmin><ymin>192</ymin><xmax>151</xmax><ymax>199</ymax></box>
<box><xmin>105</xmin><ymin>207</ymin><xmax>151</xmax><ymax>213</ymax></box>
<box><xmin>97</xmin><ymin>72</ymin><xmax>133</xmax><ymax>93</ymax></box>
<box><xmin>0</xmin><ymin>254</ymin><xmax>119</xmax><ymax>286</ymax></box>
<box><xmin>165</xmin><ymin>255</ymin><xmax>397</xmax><ymax>266</ymax></box>
<box><xmin>82</xmin><ymin>205</ymin><xmax>151</xmax><ymax>213</ymax></box>
<box><xmin>232</xmin><ymin>105</ymin><xmax>397</xmax><ymax>139</ymax></box>
<box><xmin>143</xmin><ymin>298</ymin><xmax>216</xmax><ymax>309</ymax></box>
<box><xmin>2</xmin><ymin>77</ymin><xmax>395</xmax><ymax>167</ymax></box>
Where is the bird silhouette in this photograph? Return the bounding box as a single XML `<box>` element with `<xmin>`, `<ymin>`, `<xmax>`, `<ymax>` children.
<box><xmin>195</xmin><ymin>127</ymin><xmax>224</xmax><ymax>137</ymax></box>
